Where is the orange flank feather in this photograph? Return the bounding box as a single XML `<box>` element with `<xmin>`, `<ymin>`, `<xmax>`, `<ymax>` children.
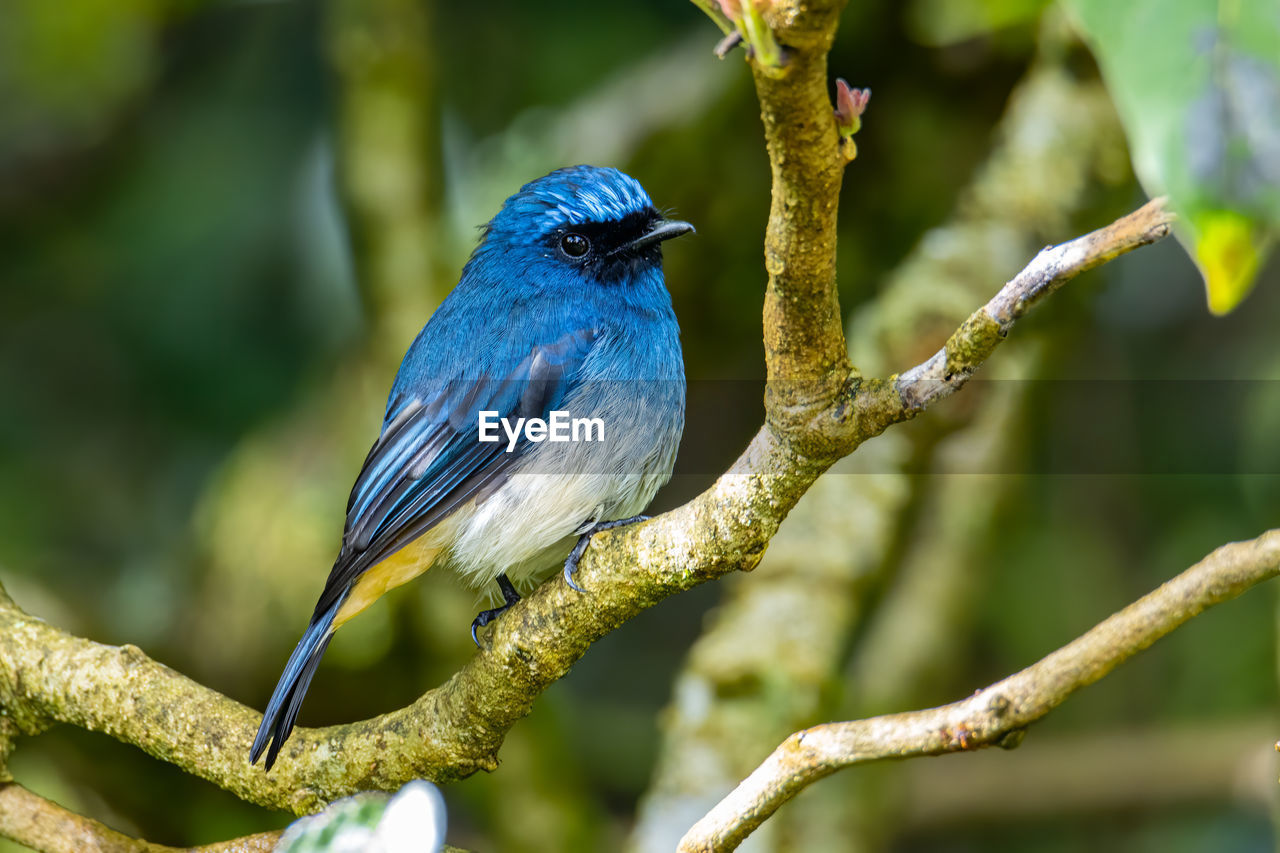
<box><xmin>333</xmin><ymin>536</ymin><xmax>446</xmax><ymax>628</ymax></box>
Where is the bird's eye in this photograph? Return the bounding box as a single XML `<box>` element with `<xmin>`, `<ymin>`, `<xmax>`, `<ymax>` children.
<box><xmin>559</xmin><ymin>233</ymin><xmax>590</xmax><ymax>258</ymax></box>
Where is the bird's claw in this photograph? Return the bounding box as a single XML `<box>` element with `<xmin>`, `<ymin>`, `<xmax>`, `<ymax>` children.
<box><xmin>562</xmin><ymin>535</ymin><xmax>591</xmax><ymax>592</ymax></box>
<box><xmin>562</xmin><ymin>515</ymin><xmax>651</xmax><ymax>592</ymax></box>
<box><xmin>470</xmin><ymin>573</ymin><xmax>521</xmax><ymax>648</ymax></box>
<box><xmin>470</xmin><ymin>609</ymin><xmax>501</xmax><ymax>648</ymax></box>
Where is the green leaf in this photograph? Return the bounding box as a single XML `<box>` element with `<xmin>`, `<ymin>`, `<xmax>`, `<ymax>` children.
<box><xmin>1065</xmin><ymin>0</ymin><xmax>1280</xmax><ymax>314</ymax></box>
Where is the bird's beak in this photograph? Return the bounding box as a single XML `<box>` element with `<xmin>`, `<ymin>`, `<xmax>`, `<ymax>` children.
<box><xmin>624</xmin><ymin>219</ymin><xmax>695</xmax><ymax>253</ymax></box>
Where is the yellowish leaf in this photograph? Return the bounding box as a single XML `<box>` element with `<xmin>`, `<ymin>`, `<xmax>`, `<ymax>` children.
<box><xmin>1194</xmin><ymin>210</ymin><xmax>1262</xmax><ymax>315</ymax></box>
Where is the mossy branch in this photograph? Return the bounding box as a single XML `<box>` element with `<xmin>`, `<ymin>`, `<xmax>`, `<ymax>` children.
<box><xmin>0</xmin><ymin>782</ymin><xmax>279</xmax><ymax>853</ymax></box>
<box><xmin>678</xmin><ymin>530</ymin><xmax>1280</xmax><ymax>852</ymax></box>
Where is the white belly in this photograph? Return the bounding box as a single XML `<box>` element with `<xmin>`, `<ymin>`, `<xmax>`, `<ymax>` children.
<box><xmin>441</xmin><ymin>467</ymin><xmax>663</xmax><ymax>590</ymax></box>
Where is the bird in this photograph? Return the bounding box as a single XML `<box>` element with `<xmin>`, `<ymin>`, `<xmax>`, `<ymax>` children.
<box><xmin>250</xmin><ymin>165</ymin><xmax>691</xmax><ymax>771</ymax></box>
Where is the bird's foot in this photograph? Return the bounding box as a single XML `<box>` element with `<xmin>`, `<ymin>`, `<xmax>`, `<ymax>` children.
<box><xmin>562</xmin><ymin>515</ymin><xmax>651</xmax><ymax>592</ymax></box>
<box><xmin>470</xmin><ymin>573</ymin><xmax>521</xmax><ymax>648</ymax></box>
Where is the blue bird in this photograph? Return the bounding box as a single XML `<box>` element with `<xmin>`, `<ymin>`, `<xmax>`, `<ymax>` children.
<box><xmin>250</xmin><ymin>165</ymin><xmax>690</xmax><ymax>770</ymax></box>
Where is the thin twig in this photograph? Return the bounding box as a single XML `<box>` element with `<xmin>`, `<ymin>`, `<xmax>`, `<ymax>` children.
<box><xmin>714</xmin><ymin>31</ymin><xmax>743</xmax><ymax>57</ymax></box>
<box><xmin>678</xmin><ymin>529</ymin><xmax>1280</xmax><ymax>852</ymax></box>
<box><xmin>895</xmin><ymin>197</ymin><xmax>1172</xmax><ymax>412</ymax></box>
<box><xmin>688</xmin><ymin>0</ymin><xmax>736</xmax><ymax>37</ymax></box>
<box><xmin>899</xmin><ymin>719</ymin><xmax>1277</xmax><ymax>829</ymax></box>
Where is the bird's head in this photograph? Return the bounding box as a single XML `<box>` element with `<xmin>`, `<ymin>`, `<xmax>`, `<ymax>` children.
<box><xmin>475</xmin><ymin>165</ymin><xmax>693</xmax><ymax>287</ymax></box>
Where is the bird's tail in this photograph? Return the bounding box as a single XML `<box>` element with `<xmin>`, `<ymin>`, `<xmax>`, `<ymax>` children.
<box><xmin>250</xmin><ymin>598</ymin><xmax>341</xmax><ymax>771</ymax></box>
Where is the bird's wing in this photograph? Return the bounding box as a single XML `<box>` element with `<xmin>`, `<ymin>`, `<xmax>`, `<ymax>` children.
<box><xmin>310</xmin><ymin>327</ymin><xmax>600</xmax><ymax>615</ymax></box>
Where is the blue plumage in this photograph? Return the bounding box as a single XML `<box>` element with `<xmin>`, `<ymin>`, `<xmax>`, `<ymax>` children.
<box><xmin>250</xmin><ymin>166</ymin><xmax>690</xmax><ymax>770</ymax></box>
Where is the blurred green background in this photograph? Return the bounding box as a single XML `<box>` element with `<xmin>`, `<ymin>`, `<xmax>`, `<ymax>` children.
<box><xmin>1</xmin><ymin>0</ymin><xmax>1278</xmax><ymax>851</ymax></box>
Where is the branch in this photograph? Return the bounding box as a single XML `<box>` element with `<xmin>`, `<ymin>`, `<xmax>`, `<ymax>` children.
<box><xmin>0</xmin><ymin>194</ymin><xmax>1173</xmax><ymax>813</ymax></box>
<box><xmin>677</xmin><ymin>529</ymin><xmax>1280</xmax><ymax>852</ymax></box>
<box><xmin>898</xmin><ymin>719</ymin><xmax>1277</xmax><ymax>829</ymax></box>
<box><xmin>0</xmin><ymin>782</ymin><xmax>279</xmax><ymax>853</ymax></box>
<box><xmin>895</xmin><ymin>196</ymin><xmax>1171</xmax><ymax>412</ymax></box>
<box><xmin>632</xmin><ymin>54</ymin><xmax>1126</xmax><ymax>850</ymax></box>
<box><xmin>752</xmin><ymin>0</ymin><xmax>851</xmax><ymax>391</ymax></box>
